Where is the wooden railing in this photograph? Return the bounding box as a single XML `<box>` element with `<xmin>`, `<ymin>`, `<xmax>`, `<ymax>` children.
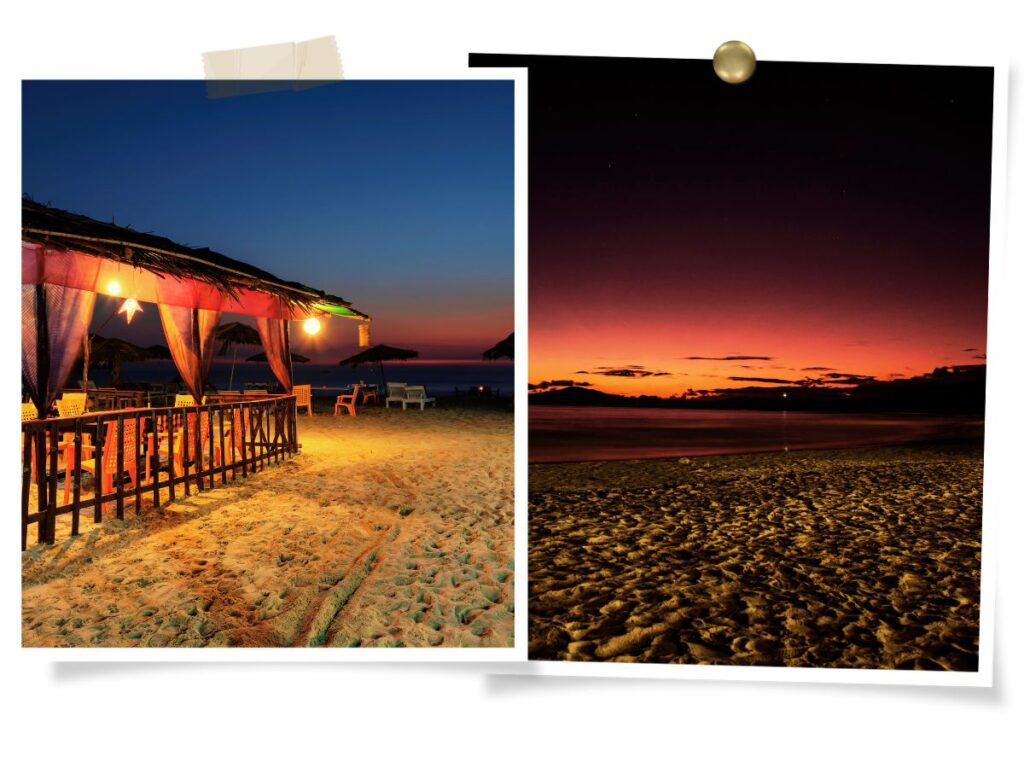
<box><xmin>21</xmin><ymin>395</ymin><xmax>299</xmax><ymax>550</ymax></box>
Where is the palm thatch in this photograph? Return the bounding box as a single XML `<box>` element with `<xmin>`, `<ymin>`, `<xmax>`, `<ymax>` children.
<box><xmin>482</xmin><ymin>332</ymin><xmax>514</xmax><ymax>360</ymax></box>
<box><xmin>22</xmin><ymin>198</ymin><xmax>369</xmax><ymax>318</ymax></box>
<box><xmin>217</xmin><ymin>321</ymin><xmax>262</xmax><ymax>390</ymax></box>
<box><xmin>246</xmin><ymin>351</ymin><xmax>310</xmax><ymax>363</ymax></box>
<box><xmin>339</xmin><ymin>344</ymin><xmax>419</xmax><ymax>392</ymax></box>
<box><xmin>88</xmin><ymin>335</ymin><xmax>171</xmax><ymax>389</ymax></box>
<box><xmin>216</xmin><ymin>322</ymin><xmax>262</xmax><ymax>354</ymax></box>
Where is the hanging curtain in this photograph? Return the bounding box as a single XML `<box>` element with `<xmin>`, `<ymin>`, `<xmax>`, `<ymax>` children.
<box><xmin>21</xmin><ymin>284</ymin><xmax>97</xmax><ymax>415</ymax></box>
<box><xmin>158</xmin><ymin>305</ymin><xmax>223</xmax><ymax>401</ymax></box>
<box><xmin>255</xmin><ymin>317</ymin><xmax>293</xmax><ymax>393</ymax></box>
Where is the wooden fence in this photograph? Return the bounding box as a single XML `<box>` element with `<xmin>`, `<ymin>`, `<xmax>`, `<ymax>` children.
<box><xmin>21</xmin><ymin>395</ymin><xmax>298</xmax><ymax>550</ymax></box>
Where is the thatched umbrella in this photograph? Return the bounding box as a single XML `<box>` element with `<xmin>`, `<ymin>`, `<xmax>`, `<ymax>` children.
<box><xmin>89</xmin><ymin>335</ymin><xmax>171</xmax><ymax>389</ymax></box>
<box><xmin>339</xmin><ymin>344</ymin><xmax>418</xmax><ymax>393</ymax></box>
<box><xmin>216</xmin><ymin>321</ymin><xmax>262</xmax><ymax>391</ymax></box>
<box><xmin>482</xmin><ymin>332</ymin><xmax>514</xmax><ymax>360</ymax></box>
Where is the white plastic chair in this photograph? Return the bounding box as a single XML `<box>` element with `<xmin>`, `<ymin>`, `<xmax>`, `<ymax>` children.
<box><xmin>401</xmin><ymin>385</ymin><xmax>436</xmax><ymax>411</ymax></box>
<box><xmin>384</xmin><ymin>382</ymin><xmax>408</xmax><ymax>408</ymax></box>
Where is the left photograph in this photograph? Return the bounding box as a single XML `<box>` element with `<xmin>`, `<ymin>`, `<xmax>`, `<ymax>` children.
<box><xmin>21</xmin><ymin>80</ymin><xmax>515</xmax><ymax>648</ymax></box>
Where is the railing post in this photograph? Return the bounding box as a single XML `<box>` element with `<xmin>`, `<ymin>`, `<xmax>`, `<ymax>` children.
<box><xmin>115</xmin><ymin>414</ymin><xmax>125</xmax><ymax>521</ymax></box>
<box><xmin>71</xmin><ymin>420</ymin><xmax>83</xmax><ymax>536</ymax></box>
<box><xmin>94</xmin><ymin>416</ymin><xmax>104</xmax><ymax>523</ymax></box>
<box><xmin>21</xmin><ymin>424</ymin><xmax>32</xmax><ymax>551</ymax></box>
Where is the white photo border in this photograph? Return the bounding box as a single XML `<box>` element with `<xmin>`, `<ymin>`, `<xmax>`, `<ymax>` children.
<box><xmin>11</xmin><ymin>67</ymin><xmax>529</xmax><ymax>663</ymax></box>
<box><xmin>501</xmin><ymin>51</ymin><xmax>1007</xmax><ymax>687</ymax></box>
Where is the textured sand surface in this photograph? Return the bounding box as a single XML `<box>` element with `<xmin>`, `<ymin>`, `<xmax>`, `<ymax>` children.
<box><xmin>529</xmin><ymin>444</ymin><xmax>982</xmax><ymax>669</ymax></box>
<box><xmin>22</xmin><ymin>408</ymin><xmax>513</xmax><ymax>648</ymax></box>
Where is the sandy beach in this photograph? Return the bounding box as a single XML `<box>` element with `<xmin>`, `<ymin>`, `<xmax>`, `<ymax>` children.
<box><xmin>529</xmin><ymin>443</ymin><xmax>982</xmax><ymax>669</ymax></box>
<box><xmin>23</xmin><ymin>406</ymin><xmax>513</xmax><ymax>648</ymax></box>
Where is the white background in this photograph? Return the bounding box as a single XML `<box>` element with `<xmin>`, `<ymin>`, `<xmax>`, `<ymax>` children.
<box><xmin>2</xmin><ymin>1</ymin><xmax>1021</xmax><ymax>766</ymax></box>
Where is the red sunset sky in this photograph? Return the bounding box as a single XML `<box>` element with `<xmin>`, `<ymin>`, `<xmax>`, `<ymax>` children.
<box><xmin>515</xmin><ymin>56</ymin><xmax>992</xmax><ymax>397</ymax></box>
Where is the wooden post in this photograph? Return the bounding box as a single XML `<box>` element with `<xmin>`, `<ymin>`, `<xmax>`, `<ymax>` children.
<box><xmin>168</xmin><ymin>413</ymin><xmax>177</xmax><ymax>501</ymax></box>
<box><xmin>133</xmin><ymin>413</ymin><xmax>142</xmax><ymax>513</ymax></box>
<box><xmin>150</xmin><ymin>409</ymin><xmax>160</xmax><ymax>509</ymax></box>
<box><xmin>47</xmin><ymin>421</ymin><xmax>59</xmax><ymax>543</ymax></box>
<box><xmin>181</xmin><ymin>411</ymin><xmax>190</xmax><ymax>497</ymax></box>
<box><xmin>115</xmin><ymin>413</ymin><xmax>125</xmax><ymax>521</ymax></box>
<box><xmin>94</xmin><ymin>416</ymin><xmax>104</xmax><ymax>523</ymax></box>
<box><xmin>71</xmin><ymin>420</ymin><xmax>83</xmax><ymax>536</ymax></box>
<box><xmin>21</xmin><ymin>426</ymin><xmax>32</xmax><ymax>551</ymax></box>
<box><xmin>218</xmin><ymin>407</ymin><xmax>227</xmax><ymax>485</ymax></box>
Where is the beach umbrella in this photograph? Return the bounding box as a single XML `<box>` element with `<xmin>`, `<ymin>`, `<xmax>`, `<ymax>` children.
<box><xmin>88</xmin><ymin>335</ymin><xmax>170</xmax><ymax>389</ymax></box>
<box><xmin>338</xmin><ymin>344</ymin><xmax>419</xmax><ymax>393</ymax></box>
<box><xmin>482</xmin><ymin>332</ymin><xmax>514</xmax><ymax>360</ymax></box>
<box><xmin>216</xmin><ymin>321</ymin><xmax>262</xmax><ymax>391</ymax></box>
<box><xmin>246</xmin><ymin>350</ymin><xmax>310</xmax><ymax>363</ymax></box>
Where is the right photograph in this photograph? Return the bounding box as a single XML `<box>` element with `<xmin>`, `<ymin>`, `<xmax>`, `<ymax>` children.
<box><xmin>490</xmin><ymin>54</ymin><xmax>992</xmax><ymax>671</ymax></box>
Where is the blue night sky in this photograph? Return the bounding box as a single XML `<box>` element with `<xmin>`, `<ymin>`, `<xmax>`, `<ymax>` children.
<box><xmin>22</xmin><ymin>80</ymin><xmax>514</xmax><ymax>361</ymax></box>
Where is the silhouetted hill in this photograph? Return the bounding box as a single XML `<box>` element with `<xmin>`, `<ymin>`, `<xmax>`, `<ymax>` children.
<box><xmin>529</xmin><ymin>365</ymin><xmax>985</xmax><ymax>415</ymax></box>
<box><xmin>529</xmin><ymin>386</ymin><xmax>631</xmax><ymax>406</ymax></box>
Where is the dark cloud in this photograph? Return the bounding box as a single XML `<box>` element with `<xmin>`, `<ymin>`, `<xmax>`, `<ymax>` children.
<box><xmin>963</xmin><ymin>347</ymin><xmax>978</xmax><ymax>352</ymax></box>
<box><xmin>973</xmin><ymin>354</ymin><xmax>986</xmax><ymax>360</ymax></box>
<box><xmin>529</xmin><ymin>379</ymin><xmax>592</xmax><ymax>391</ymax></box>
<box><xmin>727</xmin><ymin>376</ymin><xmax>796</xmax><ymax>385</ymax></box>
<box><xmin>602</xmin><ymin>369</ymin><xmax>656</xmax><ymax>377</ymax></box>
<box><xmin>578</xmin><ymin>365</ymin><xmax>672</xmax><ymax>378</ymax></box>
<box><xmin>681</xmin><ymin>355</ymin><xmax>774</xmax><ymax>361</ymax></box>
<box><xmin>801</xmin><ymin>366</ymin><xmax>837</xmax><ymax>371</ymax></box>
<box><xmin>821</xmin><ymin>372</ymin><xmax>876</xmax><ymax>383</ymax></box>
<box><xmin>824</xmin><ymin>375</ymin><xmax>877</xmax><ymax>386</ymax></box>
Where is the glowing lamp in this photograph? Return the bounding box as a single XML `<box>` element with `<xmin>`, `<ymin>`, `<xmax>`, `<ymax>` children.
<box><xmin>106</xmin><ymin>279</ymin><xmax>123</xmax><ymax>296</ymax></box>
<box><xmin>303</xmin><ymin>317</ymin><xmax>322</xmax><ymax>336</ymax></box>
<box><xmin>118</xmin><ymin>298</ymin><xmax>143</xmax><ymax>324</ymax></box>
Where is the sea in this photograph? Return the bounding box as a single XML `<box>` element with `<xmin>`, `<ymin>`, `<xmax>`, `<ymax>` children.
<box><xmin>90</xmin><ymin>360</ymin><xmax>514</xmax><ymax>398</ymax></box>
<box><xmin>530</xmin><ymin>405</ymin><xmax>983</xmax><ymax>463</ymax></box>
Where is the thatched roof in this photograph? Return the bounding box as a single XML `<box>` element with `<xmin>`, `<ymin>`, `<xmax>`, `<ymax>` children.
<box><xmin>22</xmin><ymin>198</ymin><xmax>369</xmax><ymax>320</ymax></box>
<box><xmin>482</xmin><ymin>332</ymin><xmax>514</xmax><ymax>360</ymax></box>
<box><xmin>339</xmin><ymin>344</ymin><xmax>419</xmax><ymax>367</ymax></box>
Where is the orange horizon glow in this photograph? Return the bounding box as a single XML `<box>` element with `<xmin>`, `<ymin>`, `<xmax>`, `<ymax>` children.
<box><xmin>530</xmin><ymin>314</ymin><xmax>987</xmax><ymax>398</ymax></box>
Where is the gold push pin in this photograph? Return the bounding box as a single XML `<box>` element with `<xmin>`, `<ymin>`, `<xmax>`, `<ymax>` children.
<box><xmin>713</xmin><ymin>40</ymin><xmax>757</xmax><ymax>84</ymax></box>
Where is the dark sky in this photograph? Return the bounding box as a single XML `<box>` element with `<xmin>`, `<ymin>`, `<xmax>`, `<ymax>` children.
<box><xmin>23</xmin><ymin>80</ymin><xmax>513</xmax><ymax>361</ymax></box>
<box><xmin>473</xmin><ymin>54</ymin><xmax>992</xmax><ymax>396</ymax></box>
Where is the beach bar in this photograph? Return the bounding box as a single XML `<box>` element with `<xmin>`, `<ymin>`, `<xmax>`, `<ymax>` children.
<box><xmin>21</xmin><ymin>200</ymin><xmax>370</xmax><ymax>549</ymax></box>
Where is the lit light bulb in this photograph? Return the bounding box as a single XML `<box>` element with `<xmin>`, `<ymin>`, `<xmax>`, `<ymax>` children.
<box><xmin>118</xmin><ymin>298</ymin><xmax>143</xmax><ymax>324</ymax></box>
<box><xmin>107</xmin><ymin>280</ymin><xmax>123</xmax><ymax>296</ymax></box>
<box><xmin>303</xmin><ymin>317</ymin><xmax>322</xmax><ymax>336</ymax></box>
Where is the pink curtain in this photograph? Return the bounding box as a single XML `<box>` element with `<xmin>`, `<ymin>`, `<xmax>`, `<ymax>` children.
<box><xmin>255</xmin><ymin>317</ymin><xmax>293</xmax><ymax>393</ymax></box>
<box><xmin>22</xmin><ymin>284</ymin><xmax>97</xmax><ymax>414</ymax></box>
<box><xmin>158</xmin><ymin>305</ymin><xmax>223</xmax><ymax>401</ymax></box>
<box><xmin>25</xmin><ymin>242</ymin><xmax>309</xmax><ymax>320</ymax></box>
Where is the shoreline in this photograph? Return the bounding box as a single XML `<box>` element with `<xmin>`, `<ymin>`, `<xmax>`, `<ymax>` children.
<box><xmin>529</xmin><ymin>442</ymin><xmax>983</xmax><ymax>669</ymax></box>
<box><xmin>528</xmin><ymin>434</ymin><xmax>984</xmax><ymax>466</ymax></box>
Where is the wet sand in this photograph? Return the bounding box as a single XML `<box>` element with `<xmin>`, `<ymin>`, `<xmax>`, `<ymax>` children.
<box><xmin>23</xmin><ymin>408</ymin><xmax>513</xmax><ymax>648</ymax></box>
<box><xmin>529</xmin><ymin>444</ymin><xmax>982</xmax><ymax>669</ymax></box>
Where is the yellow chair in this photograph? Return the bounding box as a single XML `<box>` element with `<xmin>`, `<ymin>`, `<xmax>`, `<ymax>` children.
<box><xmin>293</xmin><ymin>384</ymin><xmax>313</xmax><ymax>416</ymax></box>
<box><xmin>21</xmin><ymin>402</ymin><xmax>42</xmax><ymax>480</ymax></box>
<box><xmin>333</xmin><ymin>385</ymin><xmax>361</xmax><ymax>417</ymax></box>
<box><xmin>58</xmin><ymin>392</ymin><xmax>87</xmax><ymax>413</ymax></box>
<box><xmin>64</xmin><ymin>417</ymin><xmax>147</xmax><ymax>513</ymax></box>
